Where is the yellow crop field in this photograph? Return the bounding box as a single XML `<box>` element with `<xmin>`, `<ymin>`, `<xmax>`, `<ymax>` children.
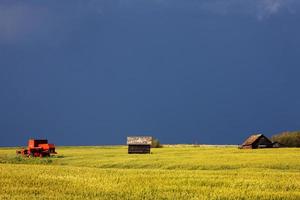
<box><xmin>1</xmin><ymin>146</ymin><xmax>300</xmax><ymax>200</ymax></box>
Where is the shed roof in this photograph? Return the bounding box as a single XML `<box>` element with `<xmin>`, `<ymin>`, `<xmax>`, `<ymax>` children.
<box><xmin>242</xmin><ymin>134</ymin><xmax>264</xmax><ymax>146</ymax></box>
<box><xmin>127</xmin><ymin>136</ymin><xmax>152</xmax><ymax>145</ymax></box>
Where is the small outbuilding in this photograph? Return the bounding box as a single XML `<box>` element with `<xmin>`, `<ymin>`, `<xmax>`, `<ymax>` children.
<box><xmin>127</xmin><ymin>136</ymin><xmax>152</xmax><ymax>154</ymax></box>
<box><xmin>272</xmin><ymin>141</ymin><xmax>284</xmax><ymax>148</ymax></box>
<box><xmin>240</xmin><ymin>134</ymin><xmax>273</xmax><ymax>149</ymax></box>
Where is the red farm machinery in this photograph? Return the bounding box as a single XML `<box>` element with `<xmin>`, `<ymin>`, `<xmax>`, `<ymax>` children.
<box><xmin>16</xmin><ymin>139</ymin><xmax>57</xmax><ymax>157</ymax></box>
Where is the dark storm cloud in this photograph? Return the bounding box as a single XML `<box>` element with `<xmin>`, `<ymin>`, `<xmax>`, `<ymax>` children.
<box><xmin>0</xmin><ymin>0</ymin><xmax>300</xmax><ymax>146</ymax></box>
<box><xmin>1</xmin><ymin>0</ymin><xmax>299</xmax><ymax>43</ymax></box>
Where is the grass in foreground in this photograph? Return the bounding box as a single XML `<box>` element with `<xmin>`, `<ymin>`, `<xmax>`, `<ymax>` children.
<box><xmin>1</xmin><ymin>146</ymin><xmax>300</xmax><ymax>199</ymax></box>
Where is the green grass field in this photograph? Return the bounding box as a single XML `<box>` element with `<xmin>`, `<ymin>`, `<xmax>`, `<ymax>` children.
<box><xmin>1</xmin><ymin>146</ymin><xmax>300</xmax><ymax>200</ymax></box>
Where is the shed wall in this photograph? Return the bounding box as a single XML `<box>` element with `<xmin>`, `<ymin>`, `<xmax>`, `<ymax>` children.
<box><xmin>128</xmin><ymin>145</ymin><xmax>151</xmax><ymax>154</ymax></box>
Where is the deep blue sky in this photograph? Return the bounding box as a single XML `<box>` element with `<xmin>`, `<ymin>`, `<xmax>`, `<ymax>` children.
<box><xmin>1</xmin><ymin>0</ymin><xmax>300</xmax><ymax>146</ymax></box>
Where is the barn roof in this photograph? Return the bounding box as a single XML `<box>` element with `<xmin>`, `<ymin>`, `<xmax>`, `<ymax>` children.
<box><xmin>242</xmin><ymin>134</ymin><xmax>264</xmax><ymax>146</ymax></box>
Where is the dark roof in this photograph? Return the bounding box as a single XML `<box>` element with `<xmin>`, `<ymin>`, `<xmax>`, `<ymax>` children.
<box><xmin>272</xmin><ymin>141</ymin><xmax>284</xmax><ymax>146</ymax></box>
<box><xmin>242</xmin><ymin>134</ymin><xmax>264</xmax><ymax>146</ymax></box>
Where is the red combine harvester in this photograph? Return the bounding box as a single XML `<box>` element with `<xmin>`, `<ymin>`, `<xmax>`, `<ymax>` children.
<box><xmin>16</xmin><ymin>139</ymin><xmax>57</xmax><ymax>157</ymax></box>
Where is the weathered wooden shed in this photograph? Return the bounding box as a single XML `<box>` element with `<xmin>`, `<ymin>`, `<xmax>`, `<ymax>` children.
<box><xmin>127</xmin><ymin>136</ymin><xmax>152</xmax><ymax>154</ymax></box>
<box><xmin>240</xmin><ymin>134</ymin><xmax>273</xmax><ymax>149</ymax></box>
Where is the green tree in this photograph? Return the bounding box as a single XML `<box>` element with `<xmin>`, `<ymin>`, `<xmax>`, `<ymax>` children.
<box><xmin>271</xmin><ymin>131</ymin><xmax>300</xmax><ymax>147</ymax></box>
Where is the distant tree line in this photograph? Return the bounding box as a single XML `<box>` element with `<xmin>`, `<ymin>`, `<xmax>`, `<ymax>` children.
<box><xmin>151</xmin><ymin>138</ymin><xmax>162</xmax><ymax>148</ymax></box>
<box><xmin>272</xmin><ymin>131</ymin><xmax>300</xmax><ymax>147</ymax></box>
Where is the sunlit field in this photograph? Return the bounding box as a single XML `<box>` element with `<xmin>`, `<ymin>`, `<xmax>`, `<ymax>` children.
<box><xmin>1</xmin><ymin>146</ymin><xmax>300</xmax><ymax>200</ymax></box>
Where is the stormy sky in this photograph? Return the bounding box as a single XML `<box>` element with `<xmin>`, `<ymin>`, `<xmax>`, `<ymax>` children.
<box><xmin>1</xmin><ymin>0</ymin><xmax>300</xmax><ymax>146</ymax></box>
